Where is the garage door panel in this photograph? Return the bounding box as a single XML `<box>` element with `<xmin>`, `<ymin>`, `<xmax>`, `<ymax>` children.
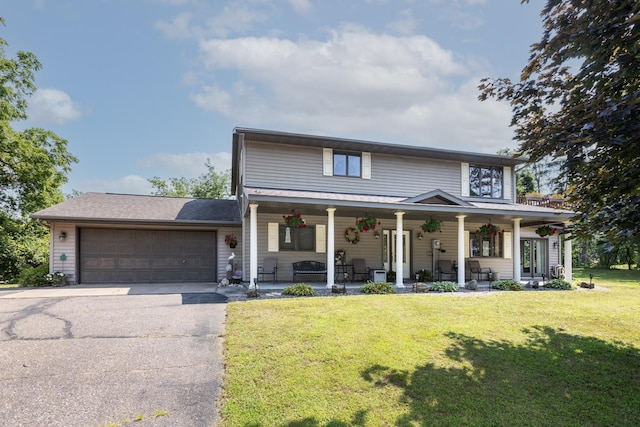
<box><xmin>80</xmin><ymin>228</ymin><xmax>217</xmax><ymax>284</ymax></box>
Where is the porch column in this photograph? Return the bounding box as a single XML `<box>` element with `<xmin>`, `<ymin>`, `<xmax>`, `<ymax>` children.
<box><xmin>563</xmin><ymin>222</ymin><xmax>572</xmax><ymax>281</ymax></box>
<box><xmin>249</xmin><ymin>203</ymin><xmax>258</xmax><ymax>288</ymax></box>
<box><xmin>326</xmin><ymin>208</ymin><xmax>336</xmax><ymax>289</ymax></box>
<box><xmin>512</xmin><ymin>218</ymin><xmax>521</xmax><ymax>281</ymax></box>
<box><xmin>456</xmin><ymin>215</ymin><xmax>466</xmax><ymax>286</ymax></box>
<box><xmin>394</xmin><ymin>211</ymin><xmax>405</xmax><ymax>288</ymax></box>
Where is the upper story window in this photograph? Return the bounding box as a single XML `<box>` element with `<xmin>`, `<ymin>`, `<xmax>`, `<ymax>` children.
<box><xmin>333</xmin><ymin>152</ymin><xmax>361</xmax><ymax>177</ymax></box>
<box><xmin>469</xmin><ymin>165</ymin><xmax>503</xmax><ymax>198</ymax></box>
<box><xmin>323</xmin><ymin>148</ymin><xmax>371</xmax><ymax>179</ymax></box>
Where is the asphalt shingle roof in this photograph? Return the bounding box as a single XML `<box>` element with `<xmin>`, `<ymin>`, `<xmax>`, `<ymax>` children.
<box><xmin>31</xmin><ymin>193</ymin><xmax>242</xmax><ymax>224</ymax></box>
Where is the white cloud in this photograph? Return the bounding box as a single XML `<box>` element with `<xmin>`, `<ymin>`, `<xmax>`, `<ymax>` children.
<box><xmin>77</xmin><ymin>175</ymin><xmax>154</xmax><ymax>195</ymax></box>
<box><xmin>431</xmin><ymin>0</ymin><xmax>485</xmax><ymax>30</ymax></box>
<box><xmin>136</xmin><ymin>152</ymin><xmax>232</xmax><ymax>177</ymax></box>
<box><xmin>288</xmin><ymin>0</ymin><xmax>312</xmax><ymax>14</ymax></box>
<box><xmin>188</xmin><ymin>25</ymin><xmax>514</xmax><ymax>153</ymax></box>
<box><xmin>154</xmin><ymin>12</ymin><xmax>201</xmax><ymax>39</ymax></box>
<box><xmin>386</xmin><ymin>9</ymin><xmax>418</xmax><ymax>35</ymax></box>
<box><xmin>28</xmin><ymin>88</ymin><xmax>83</xmax><ymax>124</ymax></box>
<box><xmin>155</xmin><ymin>3</ymin><xmax>268</xmax><ymax>40</ymax></box>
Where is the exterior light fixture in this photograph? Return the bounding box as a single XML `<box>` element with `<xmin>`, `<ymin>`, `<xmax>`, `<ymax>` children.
<box><xmin>58</xmin><ymin>231</ymin><xmax>67</xmax><ymax>241</ymax></box>
<box><xmin>417</xmin><ymin>232</ymin><xmax>423</xmax><ymax>240</ymax></box>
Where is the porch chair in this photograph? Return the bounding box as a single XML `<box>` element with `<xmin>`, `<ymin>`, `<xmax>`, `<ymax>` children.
<box><xmin>351</xmin><ymin>258</ymin><xmax>370</xmax><ymax>282</ymax></box>
<box><xmin>468</xmin><ymin>260</ymin><xmax>492</xmax><ymax>281</ymax></box>
<box><xmin>257</xmin><ymin>257</ymin><xmax>278</xmax><ymax>283</ymax></box>
<box><xmin>438</xmin><ymin>260</ymin><xmax>457</xmax><ymax>282</ymax></box>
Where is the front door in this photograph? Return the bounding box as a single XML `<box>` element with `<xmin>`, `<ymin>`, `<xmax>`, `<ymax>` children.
<box><xmin>383</xmin><ymin>230</ymin><xmax>411</xmax><ymax>279</ymax></box>
<box><xmin>521</xmin><ymin>239</ymin><xmax>547</xmax><ymax>278</ymax></box>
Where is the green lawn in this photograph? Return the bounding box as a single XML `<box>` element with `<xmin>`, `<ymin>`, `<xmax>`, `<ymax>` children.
<box><xmin>222</xmin><ymin>269</ymin><xmax>640</xmax><ymax>426</ymax></box>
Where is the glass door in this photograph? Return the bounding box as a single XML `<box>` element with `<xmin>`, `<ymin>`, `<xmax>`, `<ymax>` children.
<box><xmin>383</xmin><ymin>230</ymin><xmax>411</xmax><ymax>279</ymax></box>
<box><xmin>520</xmin><ymin>239</ymin><xmax>547</xmax><ymax>278</ymax></box>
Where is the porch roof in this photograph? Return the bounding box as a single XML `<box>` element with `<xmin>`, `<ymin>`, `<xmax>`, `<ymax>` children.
<box><xmin>244</xmin><ymin>187</ymin><xmax>574</xmax><ymax>227</ymax></box>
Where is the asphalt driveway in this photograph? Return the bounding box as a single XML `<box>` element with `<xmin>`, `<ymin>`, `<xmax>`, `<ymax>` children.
<box><xmin>0</xmin><ymin>285</ymin><xmax>228</xmax><ymax>427</ymax></box>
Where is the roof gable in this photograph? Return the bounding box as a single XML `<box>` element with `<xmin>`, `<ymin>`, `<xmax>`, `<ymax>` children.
<box><xmin>403</xmin><ymin>190</ymin><xmax>471</xmax><ymax>206</ymax></box>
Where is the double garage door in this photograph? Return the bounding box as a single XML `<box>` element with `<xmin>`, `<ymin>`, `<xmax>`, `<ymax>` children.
<box><xmin>80</xmin><ymin>228</ymin><xmax>217</xmax><ymax>284</ymax></box>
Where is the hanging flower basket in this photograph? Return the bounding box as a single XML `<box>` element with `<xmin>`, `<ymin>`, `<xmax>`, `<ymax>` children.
<box><xmin>477</xmin><ymin>223</ymin><xmax>504</xmax><ymax>236</ymax></box>
<box><xmin>345</xmin><ymin>227</ymin><xmax>360</xmax><ymax>244</ymax></box>
<box><xmin>421</xmin><ymin>217</ymin><xmax>442</xmax><ymax>233</ymax></box>
<box><xmin>355</xmin><ymin>214</ymin><xmax>380</xmax><ymax>232</ymax></box>
<box><xmin>283</xmin><ymin>210</ymin><xmax>307</xmax><ymax>228</ymax></box>
<box><xmin>225</xmin><ymin>233</ymin><xmax>238</xmax><ymax>248</ymax></box>
<box><xmin>535</xmin><ymin>225</ymin><xmax>556</xmax><ymax>237</ymax></box>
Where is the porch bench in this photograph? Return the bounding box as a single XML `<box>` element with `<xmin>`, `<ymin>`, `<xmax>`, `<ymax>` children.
<box><xmin>292</xmin><ymin>261</ymin><xmax>327</xmax><ymax>282</ymax></box>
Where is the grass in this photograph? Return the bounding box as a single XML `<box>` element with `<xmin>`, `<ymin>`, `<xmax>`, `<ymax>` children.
<box><xmin>221</xmin><ymin>268</ymin><xmax>640</xmax><ymax>426</ymax></box>
<box><xmin>0</xmin><ymin>283</ymin><xmax>20</xmax><ymax>289</ymax></box>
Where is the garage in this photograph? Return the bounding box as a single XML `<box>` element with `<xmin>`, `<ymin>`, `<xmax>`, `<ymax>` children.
<box><xmin>31</xmin><ymin>193</ymin><xmax>242</xmax><ymax>286</ymax></box>
<box><xmin>79</xmin><ymin>228</ymin><xmax>217</xmax><ymax>284</ymax></box>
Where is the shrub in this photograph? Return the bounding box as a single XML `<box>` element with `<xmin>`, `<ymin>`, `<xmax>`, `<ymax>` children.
<box><xmin>360</xmin><ymin>281</ymin><xmax>395</xmax><ymax>294</ymax></box>
<box><xmin>544</xmin><ymin>279</ymin><xmax>574</xmax><ymax>290</ymax></box>
<box><xmin>416</xmin><ymin>269</ymin><xmax>433</xmax><ymax>282</ymax></box>
<box><xmin>282</xmin><ymin>283</ymin><xmax>316</xmax><ymax>296</ymax></box>
<box><xmin>429</xmin><ymin>281</ymin><xmax>458</xmax><ymax>292</ymax></box>
<box><xmin>19</xmin><ymin>264</ymin><xmax>50</xmax><ymax>287</ymax></box>
<box><xmin>491</xmin><ymin>280</ymin><xmax>523</xmax><ymax>291</ymax></box>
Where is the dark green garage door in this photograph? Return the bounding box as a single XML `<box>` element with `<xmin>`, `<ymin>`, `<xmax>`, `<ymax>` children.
<box><xmin>80</xmin><ymin>228</ymin><xmax>217</xmax><ymax>284</ymax></box>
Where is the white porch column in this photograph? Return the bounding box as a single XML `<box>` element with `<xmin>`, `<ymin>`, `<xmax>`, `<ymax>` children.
<box><xmin>326</xmin><ymin>208</ymin><xmax>336</xmax><ymax>289</ymax></box>
<box><xmin>512</xmin><ymin>218</ymin><xmax>521</xmax><ymax>281</ymax></box>
<box><xmin>456</xmin><ymin>215</ymin><xmax>466</xmax><ymax>286</ymax></box>
<box><xmin>563</xmin><ymin>223</ymin><xmax>572</xmax><ymax>281</ymax></box>
<box><xmin>249</xmin><ymin>203</ymin><xmax>259</xmax><ymax>288</ymax></box>
<box><xmin>394</xmin><ymin>211</ymin><xmax>405</xmax><ymax>288</ymax></box>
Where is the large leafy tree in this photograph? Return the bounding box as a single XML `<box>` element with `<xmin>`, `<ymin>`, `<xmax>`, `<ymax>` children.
<box><xmin>0</xmin><ymin>17</ymin><xmax>78</xmax><ymax>280</ymax></box>
<box><xmin>149</xmin><ymin>159</ymin><xmax>231</xmax><ymax>199</ymax></box>
<box><xmin>479</xmin><ymin>0</ymin><xmax>640</xmax><ymax>240</ymax></box>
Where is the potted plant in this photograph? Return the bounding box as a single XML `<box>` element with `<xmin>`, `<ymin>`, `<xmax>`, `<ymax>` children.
<box><xmin>421</xmin><ymin>217</ymin><xmax>442</xmax><ymax>233</ymax></box>
<box><xmin>355</xmin><ymin>214</ymin><xmax>380</xmax><ymax>232</ymax></box>
<box><xmin>535</xmin><ymin>225</ymin><xmax>556</xmax><ymax>237</ymax></box>
<box><xmin>225</xmin><ymin>233</ymin><xmax>238</xmax><ymax>248</ymax></box>
<box><xmin>283</xmin><ymin>210</ymin><xmax>306</xmax><ymax>228</ymax></box>
<box><xmin>477</xmin><ymin>223</ymin><xmax>503</xmax><ymax>236</ymax></box>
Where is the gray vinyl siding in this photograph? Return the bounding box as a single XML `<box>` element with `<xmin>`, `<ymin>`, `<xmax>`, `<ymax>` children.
<box><xmin>244</xmin><ymin>142</ymin><xmax>461</xmax><ymax>198</ymax></box>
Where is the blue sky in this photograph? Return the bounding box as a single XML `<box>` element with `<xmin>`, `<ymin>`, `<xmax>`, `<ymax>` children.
<box><xmin>3</xmin><ymin>0</ymin><xmax>544</xmax><ymax>195</ymax></box>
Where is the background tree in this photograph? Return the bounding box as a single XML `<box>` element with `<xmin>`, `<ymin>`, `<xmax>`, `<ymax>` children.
<box><xmin>149</xmin><ymin>159</ymin><xmax>231</xmax><ymax>199</ymax></box>
<box><xmin>0</xmin><ymin>17</ymin><xmax>78</xmax><ymax>281</ymax></box>
<box><xmin>479</xmin><ymin>1</ymin><xmax>640</xmax><ymax>241</ymax></box>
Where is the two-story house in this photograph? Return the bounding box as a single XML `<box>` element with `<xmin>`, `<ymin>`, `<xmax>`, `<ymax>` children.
<box><xmin>32</xmin><ymin>128</ymin><xmax>574</xmax><ymax>287</ymax></box>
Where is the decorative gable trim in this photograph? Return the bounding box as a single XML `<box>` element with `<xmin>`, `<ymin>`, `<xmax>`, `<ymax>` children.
<box><xmin>403</xmin><ymin>189</ymin><xmax>472</xmax><ymax>206</ymax></box>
